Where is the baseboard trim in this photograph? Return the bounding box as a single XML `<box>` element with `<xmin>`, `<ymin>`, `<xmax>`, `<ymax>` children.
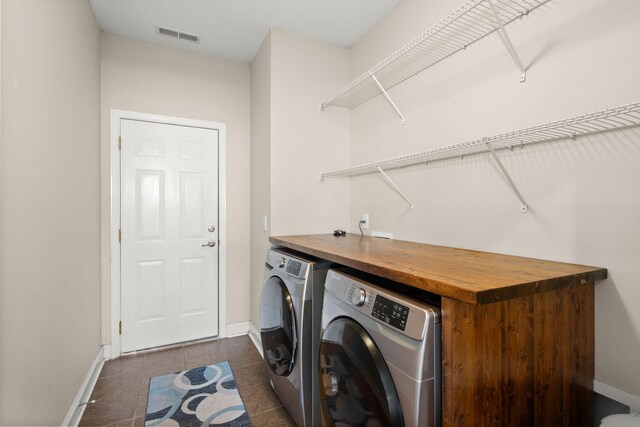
<box><xmin>248</xmin><ymin>322</ymin><xmax>263</xmax><ymax>356</ymax></box>
<box><xmin>595</xmin><ymin>380</ymin><xmax>640</xmax><ymax>413</ymax></box>
<box><xmin>226</xmin><ymin>321</ymin><xmax>250</xmax><ymax>337</ymax></box>
<box><xmin>61</xmin><ymin>346</ymin><xmax>105</xmax><ymax>427</ymax></box>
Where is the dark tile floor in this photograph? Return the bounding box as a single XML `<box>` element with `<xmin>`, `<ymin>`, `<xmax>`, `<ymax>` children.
<box><xmin>79</xmin><ymin>335</ymin><xmax>296</xmax><ymax>427</ymax></box>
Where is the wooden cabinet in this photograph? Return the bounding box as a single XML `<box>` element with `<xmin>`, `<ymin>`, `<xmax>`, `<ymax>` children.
<box><xmin>270</xmin><ymin>234</ymin><xmax>606</xmax><ymax>426</ymax></box>
<box><xmin>442</xmin><ymin>285</ymin><xmax>594</xmax><ymax>426</ymax></box>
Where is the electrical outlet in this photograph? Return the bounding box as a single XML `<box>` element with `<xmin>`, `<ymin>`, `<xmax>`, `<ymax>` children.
<box><xmin>361</xmin><ymin>214</ymin><xmax>369</xmax><ymax>230</ymax></box>
<box><xmin>262</xmin><ymin>215</ymin><xmax>268</xmax><ymax>231</ymax></box>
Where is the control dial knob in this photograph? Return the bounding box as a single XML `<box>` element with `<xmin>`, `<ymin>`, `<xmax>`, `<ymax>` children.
<box><xmin>351</xmin><ymin>288</ymin><xmax>367</xmax><ymax>306</ymax></box>
<box><xmin>278</xmin><ymin>257</ymin><xmax>286</xmax><ymax>268</ymax></box>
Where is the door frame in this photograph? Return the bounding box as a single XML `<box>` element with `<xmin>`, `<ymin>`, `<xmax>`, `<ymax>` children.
<box><xmin>110</xmin><ymin>109</ymin><xmax>227</xmax><ymax>357</ymax></box>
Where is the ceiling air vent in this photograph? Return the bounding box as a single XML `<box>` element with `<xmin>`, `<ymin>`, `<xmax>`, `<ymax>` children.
<box><xmin>157</xmin><ymin>26</ymin><xmax>200</xmax><ymax>44</ymax></box>
<box><xmin>178</xmin><ymin>32</ymin><xmax>199</xmax><ymax>43</ymax></box>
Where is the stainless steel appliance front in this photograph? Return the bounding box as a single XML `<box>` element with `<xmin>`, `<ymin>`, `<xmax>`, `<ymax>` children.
<box><xmin>320</xmin><ymin>269</ymin><xmax>441</xmax><ymax>426</ymax></box>
<box><xmin>259</xmin><ymin>248</ymin><xmax>331</xmax><ymax>426</ymax></box>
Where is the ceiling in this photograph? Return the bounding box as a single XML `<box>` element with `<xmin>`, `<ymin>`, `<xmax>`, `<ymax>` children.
<box><xmin>89</xmin><ymin>0</ymin><xmax>402</xmax><ymax>64</ymax></box>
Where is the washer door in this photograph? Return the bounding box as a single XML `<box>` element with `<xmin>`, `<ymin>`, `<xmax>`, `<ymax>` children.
<box><xmin>319</xmin><ymin>317</ymin><xmax>404</xmax><ymax>427</ymax></box>
<box><xmin>260</xmin><ymin>275</ymin><xmax>297</xmax><ymax>376</ymax></box>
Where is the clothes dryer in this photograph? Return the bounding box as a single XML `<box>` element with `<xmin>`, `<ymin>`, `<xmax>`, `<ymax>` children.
<box><xmin>259</xmin><ymin>248</ymin><xmax>331</xmax><ymax>426</ymax></box>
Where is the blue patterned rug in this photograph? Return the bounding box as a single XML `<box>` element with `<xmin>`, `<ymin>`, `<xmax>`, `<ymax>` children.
<box><xmin>145</xmin><ymin>361</ymin><xmax>251</xmax><ymax>426</ymax></box>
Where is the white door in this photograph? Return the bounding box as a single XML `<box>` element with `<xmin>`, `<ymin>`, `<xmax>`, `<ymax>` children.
<box><xmin>120</xmin><ymin>119</ymin><xmax>219</xmax><ymax>352</ymax></box>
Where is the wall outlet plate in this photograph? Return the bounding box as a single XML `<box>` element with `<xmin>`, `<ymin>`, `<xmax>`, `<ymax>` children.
<box><xmin>361</xmin><ymin>214</ymin><xmax>369</xmax><ymax>229</ymax></box>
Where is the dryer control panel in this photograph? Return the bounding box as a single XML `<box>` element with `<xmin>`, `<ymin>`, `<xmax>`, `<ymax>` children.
<box><xmin>265</xmin><ymin>249</ymin><xmax>310</xmax><ymax>279</ymax></box>
<box><xmin>285</xmin><ymin>260</ymin><xmax>302</xmax><ymax>276</ymax></box>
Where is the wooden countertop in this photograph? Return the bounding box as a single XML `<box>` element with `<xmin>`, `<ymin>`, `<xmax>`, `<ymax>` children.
<box><xmin>270</xmin><ymin>234</ymin><xmax>607</xmax><ymax>305</ymax></box>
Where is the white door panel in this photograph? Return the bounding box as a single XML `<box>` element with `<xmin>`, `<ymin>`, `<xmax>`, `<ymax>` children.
<box><xmin>121</xmin><ymin>119</ymin><xmax>219</xmax><ymax>352</ymax></box>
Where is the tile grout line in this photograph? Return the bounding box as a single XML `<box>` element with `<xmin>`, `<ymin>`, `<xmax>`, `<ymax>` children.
<box><xmin>248</xmin><ymin>405</ymin><xmax>287</xmax><ymax>421</ymax></box>
<box><xmin>134</xmin><ymin>353</ymin><xmax>148</xmax><ymax>422</ymax></box>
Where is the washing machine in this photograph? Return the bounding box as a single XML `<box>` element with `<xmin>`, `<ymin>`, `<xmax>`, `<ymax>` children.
<box><xmin>259</xmin><ymin>248</ymin><xmax>332</xmax><ymax>426</ymax></box>
<box><xmin>319</xmin><ymin>269</ymin><xmax>441</xmax><ymax>427</ymax></box>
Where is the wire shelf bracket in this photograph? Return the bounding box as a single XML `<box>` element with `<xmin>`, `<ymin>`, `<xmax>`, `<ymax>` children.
<box><xmin>376</xmin><ymin>166</ymin><xmax>414</xmax><ymax>210</ymax></box>
<box><xmin>486</xmin><ymin>141</ymin><xmax>528</xmax><ymax>212</ymax></box>
<box><xmin>487</xmin><ymin>0</ymin><xmax>528</xmax><ymax>82</ymax></box>
<box><xmin>321</xmin><ymin>164</ymin><xmax>414</xmax><ymax>210</ymax></box>
<box><xmin>371</xmin><ymin>73</ymin><xmax>406</xmax><ymax>125</ymax></box>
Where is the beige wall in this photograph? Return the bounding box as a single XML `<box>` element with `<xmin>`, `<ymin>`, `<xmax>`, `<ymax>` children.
<box><xmin>249</xmin><ymin>30</ymin><xmax>351</xmax><ymax>330</ymax></box>
<box><xmin>250</xmin><ymin>33</ymin><xmax>272</xmax><ymax>333</ymax></box>
<box><xmin>269</xmin><ymin>30</ymin><xmax>350</xmax><ymax>236</ymax></box>
<box><xmin>348</xmin><ymin>0</ymin><xmax>640</xmax><ymax>398</ymax></box>
<box><xmin>0</xmin><ymin>0</ymin><xmax>101</xmax><ymax>424</ymax></box>
<box><xmin>100</xmin><ymin>33</ymin><xmax>251</xmax><ymax>343</ymax></box>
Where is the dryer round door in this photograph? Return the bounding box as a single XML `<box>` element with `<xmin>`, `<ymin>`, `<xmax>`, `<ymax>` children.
<box><xmin>260</xmin><ymin>275</ymin><xmax>297</xmax><ymax>377</ymax></box>
<box><xmin>319</xmin><ymin>317</ymin><xmax>404</xmax><ymax>427</ymax></box>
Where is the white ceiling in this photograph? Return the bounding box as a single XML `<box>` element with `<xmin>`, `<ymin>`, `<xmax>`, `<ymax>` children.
<box><xmin>90</xmin><ymin>0</ymin><xmax>401</xmax><ymax>64</ymax></box>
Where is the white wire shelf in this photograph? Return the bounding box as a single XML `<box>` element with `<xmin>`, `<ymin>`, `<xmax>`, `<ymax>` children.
<box><xmin>322</xmin><ymin>102</ymin><xmax>640</xmax><ymax>179</ymax></box>
<box><xmin>321</xmin><ymin>102</ymin><xmax>640</xmax><ymax>212</ymax></box>
<box><xmin>321</xmin><ymin>0</ymin><xmax>549</xmax><ymax>111</ymax></box>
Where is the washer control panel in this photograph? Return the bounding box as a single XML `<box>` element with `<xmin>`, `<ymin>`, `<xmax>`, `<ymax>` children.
<box><xmin>371</xmin><ymin>293</ymin><xmax>410</xmax><ymax>331</ymax></box>
<box><xmin>351</xmin><ymin>288</ymin><xmax>367</xmax><ymax>306</ymax></box>
<box><xmin>329</xmin><ymin>269</ymin><xmax>440</xmax><ymax>340</ymax></box>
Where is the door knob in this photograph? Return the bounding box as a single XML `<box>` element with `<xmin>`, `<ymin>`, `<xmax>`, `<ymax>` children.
<box><xmin>202</xmin><ymin>241</ymin><xmax>216</xmax><ymax>247</ymax></box>
<box><xmin>208</xmin><ymin>225</ymin><xmax>216</xmax><ymax>232</ymax></box>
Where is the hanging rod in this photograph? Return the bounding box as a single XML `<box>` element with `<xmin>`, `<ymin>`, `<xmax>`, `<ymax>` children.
<box><xmin>321</xmin><ymin>0</ymin><xmax>549</xmax><ymax>110</ymax></box>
